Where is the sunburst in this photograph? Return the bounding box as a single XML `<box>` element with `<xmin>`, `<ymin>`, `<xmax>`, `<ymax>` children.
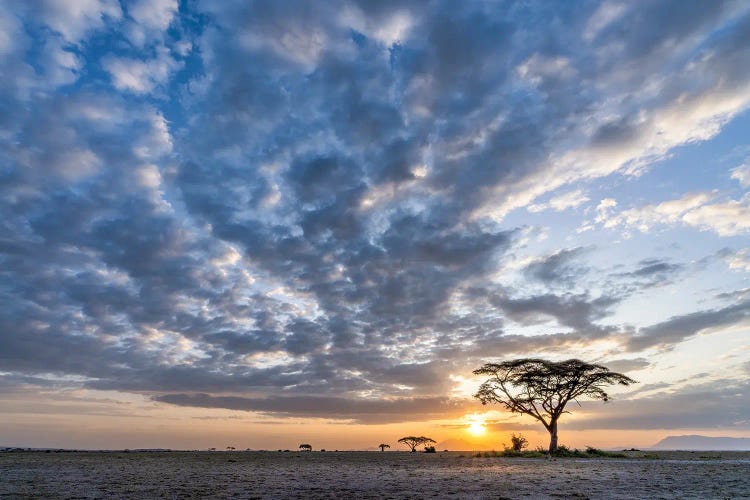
<box><xmin>467</xmin><ymin>419</ymin><xmax>486</xmax><ymax>436</ymax></box>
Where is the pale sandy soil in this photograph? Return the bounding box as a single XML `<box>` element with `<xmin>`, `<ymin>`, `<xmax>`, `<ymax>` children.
<box><xmin>1</xmin><ymin>450</ymin><xmax>748</xmax><ymax>499</ymax></box>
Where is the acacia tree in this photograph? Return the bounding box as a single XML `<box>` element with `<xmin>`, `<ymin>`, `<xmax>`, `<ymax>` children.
<box><xmin>299</xmin><ymin>444</ymin><xmax>312</xmax><ymax>452</ymax></box>
<box><xmin>473</xmin><ymin>359</ymin><xmax>635</xmax><ymax>454</ymax></box>
<box><xmin>378</xmin><ymin>443</ymin><xmax>390</xmax><ymax>452</ymax></box>
<box><xmin>397</xmin><ymin>436</ymin><xmax>436</xmax><ymax>452</ymax></box>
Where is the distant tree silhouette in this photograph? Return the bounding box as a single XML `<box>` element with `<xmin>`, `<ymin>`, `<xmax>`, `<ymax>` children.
<box><xmin>398</xmin><ymin>436</ymin><xmax>436</xmax><ymax>452</ymax></box>
<box><xmin>208</xmin><ymin>447</ymin><xmax>216</xmax><ymax>451</ymax></box>
<box><xmin>378</xmin><ymin>443</ymin><xmax>390</xmax><ymax>452</ymax></box>
<box><xmin>509</xmin><ymin>433</ymin><xmax>528</xmax><ymax>452</ymax></box>
<box><xmin>474</xmin><ymin>358</ymin><xmax>636</xmax><ymax>454</ymax></box>
<box><xmin>299</xmin><ymin>443</ymin><xmax>312</xmax><ymax>452</ymax></box>
<box><xmin>226</xmin><ymin>446</ymin><xmax>235</xmax><ymax>451</ymax></box>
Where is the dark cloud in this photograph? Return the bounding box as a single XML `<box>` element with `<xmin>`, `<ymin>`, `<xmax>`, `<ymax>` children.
<box><xmin>566</xmin><ymin>379</ymin><xmax>750</xmax><ymax>430</ymax></box>
<box><xmin>627</xmin><ymin>298</ymin><xmax>750</xmax><ymax>352</ymax></box>
<box><xmin>611</xmin><ymin>258</ymin><xmax>685</xmax><ymax>288</ymax></box>
<box><xmin>600</xmin><ymin>358</ymin><xmax>651</xmax><ymax>374</ymax></box>
<box><xmin>523</xmin><ymin>247</ymin><xmax>589</xmax><ymax>285</ymax></box>
<box><xmin>489</xmin><ymin>291</ymin><xmax>619</xmax><ymax>334</ymax></box>
<box><xmin>154</xmin><ymin>393</ymin><xmax>476</xmax><ymax>424</ymax></box>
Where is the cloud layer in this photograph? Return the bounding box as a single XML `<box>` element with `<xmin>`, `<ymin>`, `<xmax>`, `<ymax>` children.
<box><xmin>1</xmin><ymin>0</ymin><xmax>749</xmax><ymax>428</ymax></box>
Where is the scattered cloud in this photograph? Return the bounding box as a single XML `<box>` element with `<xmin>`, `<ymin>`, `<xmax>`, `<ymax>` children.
<box><xmin>600</xmin><ymin>192</ymin><xmax>750</xmax><ymax>236</ymax></box>
<box><xmin>724</xmin><ymin>249</ymin><xmax>750</xmax><ymax>272</ymax></box>
<box><xmin>154</xmin><ymin>393</ymin><xmax>476</xmax><ymax>424</ymax></box>
<box><xmin>731</xmin><ymin>159</ymin><xmax>750</xmax><ymax>187</ymax></box>
<box><xmin>103</xmin><ymin>46</ymin><xmax>182</xmax><ymax>94</ymax></box>
<box><xmin>528</xmin><ymin>190</ymin><xmax>590</xmax><ymax>213</ymax></box>
<box><xmin>627</xmin><ymin>298</ymin><xmax>750</xmax><ymax>352</ymax></box>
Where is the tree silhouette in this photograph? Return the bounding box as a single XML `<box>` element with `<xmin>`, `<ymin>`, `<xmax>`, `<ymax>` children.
<box><xmin>509</xmin><ymin>433</ymin><xmax>528</xmax><ymax>452</ymax></box>
<box><xmin>397</xmin><ymin>436</ymin><xmax>436</xmax><ymax>452</ymax></box>
<box><xmin>226</xmin><ymin>446</ymin><xmax>235</xmax><ymax>451</ymax></box>
<box><xmin>474</xmin><ymin>358</ymin><xmax>635</xmax><ymax>454</ymax></box>
<box><xmin>299</xmin><ymin>443</ymin><xmax>312</xmax><ymax>452</ymax></box>
<box><xmin>378</xmin><ymin>443</ymin><xmax>390</xmax><ymax>452</ymax></box>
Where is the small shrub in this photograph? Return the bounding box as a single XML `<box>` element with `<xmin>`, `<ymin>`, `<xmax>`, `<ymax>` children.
<box><xmin>424</xmin><ymin>446</ymin><xmax>436</xmax><ymax>453</ymax></box>
<box><xmin>584</xmin><ymin>446</ymin><xmax>626</xmax><ymax>458</ymax></box>
<box><xmin>509</xmin><ymin>433</ymin><xmax>529</xmax><ymax>452</ymax></box>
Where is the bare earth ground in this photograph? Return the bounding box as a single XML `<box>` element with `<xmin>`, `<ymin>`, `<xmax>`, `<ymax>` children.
<box><xmin>1</xmin><ymin>450</ymin><xmax>749</xmax><ymax>499</ymax></box>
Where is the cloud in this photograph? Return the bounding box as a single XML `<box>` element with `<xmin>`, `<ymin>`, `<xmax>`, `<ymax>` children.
<box><xmin>600</xmin><ymin>192</ymin><xmax>750</xmax><ymax>236</ymax></box>
<box><xmin>0</xmin><ymin>0</ymin><xmax>749</xmax><ymax>434</ymax></box>
<box><xmin>34</xmin><ymin>0</ymin><xmax>122</xmax><ymax>44</ymax></box>
<box><xmin>527</xmin><ymin>189</ymin><xmax>590</xmax><ymax>213</ymax></box>
<box><xmin>125</xmin><ymin>0</ymin><xmax>178</xmax><ymax>47</ymax></box>
<box><xmin>599</xmin><ymin>357</ymin><xmax>650</xmax><ymax>373</ymax></box>
<box><xmin>627</xmin><ymin>298</ymin><xmax>750</xmax><ymax>352</ymax></box>
<box><xmin>731</xmin><ymin>159</ymin><xmax>750</xmax><ymax>187</ymax></box>
<box><xmin>522</xmin><ymin>247</ymin><xmax>590</xmax><ymax>286</ymax></box>
<box><xmin>611</xmin><ymin>258</ymin><xmax>685</xmax><ymax>289</ymax></box>
<box><xmin>103</xmin><ymin>46</ymin><xmax>182</xmax><ymax>94</ymax></box>
<box><xmin>568</xmin><ymin>378</ymin><xmax>750</xmax><ymax>430</ymax></box>
<box><xmin>154</xmin><ymin>393</ymin><xmax>476</xmax><ymax>424</ymax></box>
<box><xmin>490</xmin><ymin>290</ymin><xmax>618</xmax><ymax>333</ymax></box>
<box><xmin>724</xmin><ymin>249</ymin><xmax>750</xmax><ymax>272</ymax></box>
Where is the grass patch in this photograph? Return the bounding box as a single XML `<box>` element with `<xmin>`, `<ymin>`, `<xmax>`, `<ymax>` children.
<box><xmin>473</xmin><ymin>450</ymin><xmax>547</xmax><ymax>458</ymax></box>
<box><xmin>473</xmin><ymin>445</ymin><xmax>626</xmax><ymax>459</ymax></box>
<box><xmin>553</xmin><ymin>445</ymin><xmax>626</xmax><ymax>458</ymax></box>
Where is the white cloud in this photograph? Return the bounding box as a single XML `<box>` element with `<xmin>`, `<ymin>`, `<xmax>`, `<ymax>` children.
<box><xmin>39</xmin><ymin>0</ymin><xmax>121</xmax><ymax>44</ymax></box>
<box><xmin>0</xmin><ymin>7</ymin><xmax>22</xmax><ymax>56</ymax></box>
<box><xmin>478</xmin><ymin>31</ymin><xmax>750</xmax><ymax>222</ymax></box>
<box><xmin>600</xmin><ymin>192</ymin><xmax>750</xmax><ymax>237</ymax></box>
<box><xmin>528</xmin><ymin>189</ymin><xmax>589</xmax><ymax>213</ymax></box>
<box><xmin>133</xmin><ymin>112</ymin><xmax>173</xmax><ymax>159</ymax></box>
<box><xmin>730</xmin><ymin>160</ymin><xmax>750</xmax><ymax>187</ymax></box>
<box><xmin>103</xmin><ymin>46</ymin><xmax>181</xmax><ymax>94</ymax></box>
<box><xmin>584</xmin><ymin>1</ymin><xmax>627</xmax><ymax>41</ymax></box>
<box><xmin>126</xmin><ymin>0</ymin><xmax>178</xmax><ymax>47</ymax></box>
<box><xmin>682</xmin><ymin>195</ymin><xmax>750</xmax><ymax>236</ymax></box>
<box><xmin>594</xmin><ymin>198</ymin><xmax>617</xmax><ymax>223</ymax></box>
<box><xmin>239</xmin><ymin>24</ymin><xmax>328</xmax><ymax>70</ymax></box>
<box><xmin>725</xmin><ymin>249</ymin><xmax>750</xmax><ymax>272</ymax></box>
<box><xmin>38</xmin><ymin>41</ymin><xmax>82</xmax><ymax>87</ymax></box>
<box><xmin>338</xmin><ymin>6</ymin><xmax>413</xmax><ymax>47</ymax></box>
<box><xmin>516</xmin><ymin>54</ymin><xmax>575</xmax><ymax>85</ymax></box>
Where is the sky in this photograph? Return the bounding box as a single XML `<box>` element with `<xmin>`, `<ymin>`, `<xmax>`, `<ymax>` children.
<box><xmin>1</xmin><ymin>0</ymin><xmax>750</xmax><ymax>451</ymax></box>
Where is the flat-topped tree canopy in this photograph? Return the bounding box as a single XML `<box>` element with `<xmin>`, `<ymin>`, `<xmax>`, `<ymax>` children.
<box><xmin>473</xmin><ymin>358</ymin><xmax>636</xmax><ymax>453</ymax></box>
<box><xmin>397</xmin><ymin>436</ymin><xmax>436</xmax><ymax>452</ymax></box>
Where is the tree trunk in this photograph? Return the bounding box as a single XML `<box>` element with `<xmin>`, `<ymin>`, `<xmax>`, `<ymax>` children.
<box><xmin>548</xmin><ymin>419</ymin><xmax>558</xmax><ymax>454</ymax></box>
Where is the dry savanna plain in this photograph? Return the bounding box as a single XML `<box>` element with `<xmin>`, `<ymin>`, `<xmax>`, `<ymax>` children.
<box><xmin>1</xmin><ymin>450</ymin><xmax>749</xmax><ymax>499</ymax></box>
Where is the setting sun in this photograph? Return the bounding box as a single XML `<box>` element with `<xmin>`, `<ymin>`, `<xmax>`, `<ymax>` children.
<box><xmin>468</xmin><ymin>421</ymin><xmax>486</xmax><ymax>435</ymax></box>
<box><xmin>466</xmin><ymin>416</ymin><xmax>487</xmax><ymax>436</ymax></box>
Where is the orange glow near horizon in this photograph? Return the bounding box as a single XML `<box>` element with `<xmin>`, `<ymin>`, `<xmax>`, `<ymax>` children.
<box><xmin>465</xmin><ymin>414</ymin><xmax>487</xmax><ymax>436</ymax></box>
<box><xmin>467</xmin><ymin>421</ymin><xmax>486</xmax><ymax>436</ymax></box>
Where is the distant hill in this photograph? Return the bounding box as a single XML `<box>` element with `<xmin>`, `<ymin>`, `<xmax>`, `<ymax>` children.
<box><xmin>652</xmin><ymin>435</ymin><xmax>750</xmax><ymax>450</ymax></box>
